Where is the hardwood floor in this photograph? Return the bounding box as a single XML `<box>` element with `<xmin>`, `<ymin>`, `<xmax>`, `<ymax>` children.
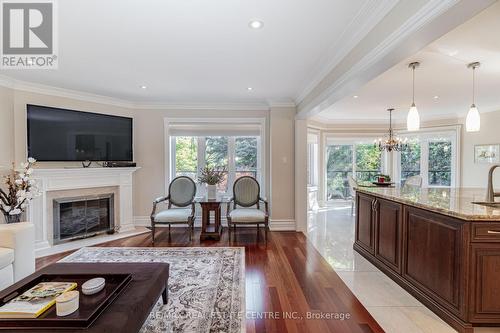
<box><xmin>36</xmin><ymin>228</ymin><xmax>384</xmax><ymax>333</ymax></box>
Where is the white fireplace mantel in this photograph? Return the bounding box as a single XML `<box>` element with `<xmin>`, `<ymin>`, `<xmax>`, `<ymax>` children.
<box><xmin>29</xmin><ymin>167</ymin><xmax>140</xmax><ymax>254</ymax></box>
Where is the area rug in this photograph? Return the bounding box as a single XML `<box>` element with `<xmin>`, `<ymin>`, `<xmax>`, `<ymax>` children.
<box><xmin>60</xmin><ymin>247</ymin><xmax>245</xmax><ymax>333</ymax></box>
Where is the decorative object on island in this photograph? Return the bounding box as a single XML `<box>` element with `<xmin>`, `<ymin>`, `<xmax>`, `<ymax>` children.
<box><xmin>407</xmin><ymin>61</ymin><xmax>421</xmax><ymax>131</ymax></box>
<box><xmin>466</xmin><ymin>62</ymin><xmax>481</xmax><ymax>132</ymax></box>
<box><xmin>150</xmin><ymin>176</ymin><xmax>197</xmax><ymax>243</ymax></box>
<box><xmin>55</xmin><ymin>290</ymin><xmax>79</xmax><ymax>317</ymax></box>
<box><xmin>0</xmin><ymin>158</ymin><xmax>39</xmax><ymax>224</ymax></box>
<box><xmin>474</xmin><ymin>144</ymin><xmax>499</xmax><ymax>164</ymax></box>
<box><xmin>198</xmin><ymin>165</ymin><xmax>226</xmax><ymax>199</ymax></box>
<box><xmin>82</xmin><ymin>277</ymin><xmax>106</xmax><ymax>295</ymax></box>
<box><xmin>374</xmin><ymin>108</ymin><xmax>408</xmax><ymax>152</ymax></box>
<box><xmin>375</xmin><ymin>174</ymin><xmax>391</xmax><ymax>183</ymax></box>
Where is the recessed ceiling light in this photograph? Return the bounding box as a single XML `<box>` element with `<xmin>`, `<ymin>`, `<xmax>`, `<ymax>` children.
<box><xmin>353</xmin><ymin>95</ymin><xmax>359</xmax><ymax>99</ymax></box>
<box><xmin>140</xmin><ymin>85</ymin><xmax>147</xmax><ymax>89</ymax></box>
<box><xmin>247</xmin><ymin>87</ymin><xmax>253</xmax><ymax>91</ymax></box>
<box><xmin>249</xmin><ymin>20</ymin><xmax>263</xmax><ymax>29</ymax></box>
<box><xmin>433</xmin><ymin>95</ymin><xmax>439</xmax><ymax>99</ymax></box>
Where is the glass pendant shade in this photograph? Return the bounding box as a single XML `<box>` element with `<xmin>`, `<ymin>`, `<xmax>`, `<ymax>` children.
<box><xmin>407</xmin><ymin>103</ymin><xmax>420</xmax><ymax>131</ymax></box>
<box><xmin>407</xmin><ymin>62</ymin><xmax>420</xmax><ymax>131</ymax></box>
<box><xmin>466</xmin><ymin>104</ymin><xmax>480</xmax><ymax>132</ymax></box>
<box><xmin>466</xmin><ymin>62</ymin><xmax>481</xmax><ymax>133</ymax></box>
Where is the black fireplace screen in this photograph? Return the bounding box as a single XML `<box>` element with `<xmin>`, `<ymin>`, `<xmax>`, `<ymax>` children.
<box><xmin>53</xmin><ymin>194</ymin><xmax>114</xmax><ymax>244</ymax></box>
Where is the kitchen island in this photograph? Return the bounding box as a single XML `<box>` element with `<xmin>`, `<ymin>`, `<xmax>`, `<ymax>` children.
<box><xmin>354</xmin><ymin>187</ymin><xmax>500</xmax><ymax>333</ymax></box>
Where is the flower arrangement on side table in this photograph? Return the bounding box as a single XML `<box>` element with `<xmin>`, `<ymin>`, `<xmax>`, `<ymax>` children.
<box><xmin>0</xmin><ymin>158</ymin><xmax>39</xmax><ymax>224</ymax></box>
<box><xmin>198</xmin><ymin>165</ymin><xmax>226</xmax><ymax>199</ymax></box>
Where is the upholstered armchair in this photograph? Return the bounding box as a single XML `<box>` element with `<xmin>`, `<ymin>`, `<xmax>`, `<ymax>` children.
<box><xmin>150</xmin><ymin>176</ymin><xmax>196</xmax><ymax>243</ymax></box>
<box><xmin>226</xmin><ymin>176</ymin><xmax>269</xmax><ymax>240</ymax></box>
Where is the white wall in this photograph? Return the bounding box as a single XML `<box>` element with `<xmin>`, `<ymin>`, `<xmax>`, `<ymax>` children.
<box><xmin>269</xmin><ymin>107</ymin><xmax>296</xmax><ymax>228</ymax></box>
<box><xmin>0</xmin><ymin>86</ymin><xmax>14</xmax><ymax>170</ymax></box>
<box><xmin>2</xmin><ymin>87</ymin><xmax>297</xmax><ymax>229</ymax></box>
<box><xmin>133</xmin><ymin>108</ymin><xmax>271</xmax><ymax>219</ymax></box>
<box><xmin>461</xmin><ymin>110</ymin><xmax>500</xmax><ymax>188</ymax></box>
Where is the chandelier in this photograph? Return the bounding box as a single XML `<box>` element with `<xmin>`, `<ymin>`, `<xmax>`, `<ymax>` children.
<box><xmin>374</xmin><ymin>108</ymin><xmax>408</xmax><ymax>152</ymax></box>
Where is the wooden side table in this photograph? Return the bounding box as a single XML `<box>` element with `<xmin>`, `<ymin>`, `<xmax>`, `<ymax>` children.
<box><xmin>198</xmin><ymin>196</ymin><xmax>224</xmax><ymax>241</ymax></box>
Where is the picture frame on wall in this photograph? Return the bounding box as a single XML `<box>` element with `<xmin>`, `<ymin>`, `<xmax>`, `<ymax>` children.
<box><xmin>474</xmin><ymin>144</ymin><xmax>500</xmax><ymax>164</ymax></box>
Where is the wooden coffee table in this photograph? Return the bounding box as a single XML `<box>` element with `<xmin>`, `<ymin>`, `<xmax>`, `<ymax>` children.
<box><xmin>0</xmin><ymin>262</ymin><xmax>169</xmax><ymax>332</ymax></box>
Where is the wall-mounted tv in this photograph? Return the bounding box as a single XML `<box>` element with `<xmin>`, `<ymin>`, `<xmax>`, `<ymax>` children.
<box><xmin>27</xmin><ymin>104</ymin><xmax>133</xmax><ymax>162</ymax></box>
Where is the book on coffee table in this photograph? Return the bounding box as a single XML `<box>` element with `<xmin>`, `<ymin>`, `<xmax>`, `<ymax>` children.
<box><xmin>0</xmin><ymin>282</ymin><xmax>77</xmax><ymax>318</ymax></box>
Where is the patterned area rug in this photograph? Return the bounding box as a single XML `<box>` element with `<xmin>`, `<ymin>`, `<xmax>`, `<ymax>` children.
<box><xmin>60</xmin><ymin>247</ymin><xmax>245</xmax><ymax>333</ymax></box>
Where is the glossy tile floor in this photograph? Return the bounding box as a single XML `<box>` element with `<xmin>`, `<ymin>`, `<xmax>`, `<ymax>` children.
<box><xmin>306</xmin><ymin>201</ymin><xmax>500</xmax><ymax>333</ymax></box>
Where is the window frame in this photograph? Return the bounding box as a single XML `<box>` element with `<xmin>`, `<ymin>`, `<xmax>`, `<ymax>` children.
<box><xmin>393</xmin><ymin>125</ymin><xmax>461</xmax><ymax>188</ymax></box>
<box><xmin>165</xmin><ymin>117</ymin><xmax>266</xmax><ymax>197</ymax></box>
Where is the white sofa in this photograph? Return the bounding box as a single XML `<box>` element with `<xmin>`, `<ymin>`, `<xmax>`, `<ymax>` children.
<box><xmin>0</xmin><ymin>222</ymin><xmax>35</xmax><ymax>291</ymax></box>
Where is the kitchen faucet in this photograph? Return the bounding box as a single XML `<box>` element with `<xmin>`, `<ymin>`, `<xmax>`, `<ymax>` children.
<box><xmin>486</xmin><ymin>165</ymin><xmax>500</xmax><ymax>202</ymax></box>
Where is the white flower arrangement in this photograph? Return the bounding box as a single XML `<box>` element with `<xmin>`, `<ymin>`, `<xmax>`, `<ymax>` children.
<box><xmin>0</xmin><ymin>158</ymin><xmax>39</xmax><ymax>221</ymax></box>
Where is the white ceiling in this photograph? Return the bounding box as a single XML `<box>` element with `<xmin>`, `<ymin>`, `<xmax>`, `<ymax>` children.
<box><xmin>314</xmin><ymin>1</ymin><xmax>500</xmax><ymax>123</ymax></box>
<box><xmin>0</xmin><ymin>0</ymin><xmax>398</xmax><ymax>105</ymax></box>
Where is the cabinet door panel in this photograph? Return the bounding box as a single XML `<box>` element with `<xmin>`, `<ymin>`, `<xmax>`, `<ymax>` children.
<box><xmin>375</xmin><ymin>199</ymin><xmax>402</xmax><ymax>273</ymax></box>
<box><xmin>356</xmin><ymin>193</ymin><xmax>374</xmax><ymax>254</ymax></box>
<box><xmin>403</xmin><ymin>207</ymin><xmax>465</xmax><ymax>317</ymax></box>
<box><xmin>470</xmin><ymin>244</ymin><xmax>500</xmax><ymax>323</ymax></box>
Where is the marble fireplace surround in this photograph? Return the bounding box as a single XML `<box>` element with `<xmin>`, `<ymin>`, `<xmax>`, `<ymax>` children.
<box><xmin>29</xmin><ymin>167</ymin><xmax>140</xmax><ymax>256</ymax></box>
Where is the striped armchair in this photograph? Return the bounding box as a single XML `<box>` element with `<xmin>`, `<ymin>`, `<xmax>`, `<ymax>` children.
<box><xmin>227</xmin><ymin>176</ymin><xmax>269</xmax><ymax>240</ymax></box>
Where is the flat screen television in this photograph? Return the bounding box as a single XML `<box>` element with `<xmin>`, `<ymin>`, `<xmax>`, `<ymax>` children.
<box><xmin>27</xmin><ymin>104</ymin><xmax>133</xmax><ymax>161</ymax></box>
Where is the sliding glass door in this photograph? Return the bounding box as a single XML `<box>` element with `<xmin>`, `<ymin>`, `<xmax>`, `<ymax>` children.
<box><xmin>326</xmin><ymin>142</ymin><xmax>383</xmax><ymax>200</ymax></box>
<box><xmin>326</xmin><ymin>145</ymin><xmax>353</xmax><ymax>200</ymax></box>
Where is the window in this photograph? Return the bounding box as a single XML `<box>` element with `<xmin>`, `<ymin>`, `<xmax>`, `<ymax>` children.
<box><xmin>235</xmin><ymin>137</ymin><xmax>258</xmax><ymax>180</ymax></box>
<box><xmin>174</xmin><ymin>137</ymin><xmax>198</xmax><ymax>180</ymax></box>
<box><xmin>400</xmin><ymin>141</ymin><xmax>421</xmax><ymax>186</ymax></box>
<box><xmin>326</xmin><ymin>145</ymin><xmax>353</xmax><ymax>200</ymax></box>
<box><xmin>171</xmin><ymin>136</ymin><xmax>261</xmax><ymax>195</ymax></box>
<box><xmin>355</xmin><ymin>144</ymin><xmax>382</xmax><ymax>182</ymax></box>
<box><xmin>325</xmin><ymin>141</ymin><xmax>383</xmax><ymax>200</ymax></box>
<box><xmin>205</xmin><ymin>136</ymin><xmax>229</xmax><ymax>192</ymax></box>
<box><xmin>428</xmin><ymin>140</ymin><xmax>452</xmax><ymax>186</ymax></box>
<box><xmin>395</xmin><ymin>127</ymin><xmax>458</xmax><ymax>188</ymax></box>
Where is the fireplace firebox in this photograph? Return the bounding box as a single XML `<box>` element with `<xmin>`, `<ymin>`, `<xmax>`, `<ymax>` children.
<box><xmin>53</xmin><ymin>194</ymin><xmax>115</xmax><ymax>244</ymax></box>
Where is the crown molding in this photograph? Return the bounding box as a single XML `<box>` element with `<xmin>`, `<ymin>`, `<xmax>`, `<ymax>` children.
<box><xmin>297</xmin><ymin>0</ymin><xmax>462</xmax><ymax>119</ymax></box>
<box><xmin>294</xmin><ymin>0</ymin><xmax>399</xmax><ymax>104</ymax></box>
<box><xmin>0</xmin><ymin>75</ymin><xmax>271</xmax><ymax>111</ymax></box>
<box><xmin>135</xmin><ymin>102</ymin><xmax>270</xmax><ymax>111</ymax></box>
<box><xmin>267</xmin><ymin>99</ymin><xmax>296</xmax><ymax>109</ymax></box>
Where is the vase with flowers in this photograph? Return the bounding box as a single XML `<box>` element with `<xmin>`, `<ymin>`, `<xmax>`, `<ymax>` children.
<box><xmin>0</xmin><ymin>158</ymin><xmax>39</xmax><ymax>224</ymax></box>
<box><xmin>198</xmin><ymin>165</ymin><xmax>226</xmax><ymax>199</ymax></box>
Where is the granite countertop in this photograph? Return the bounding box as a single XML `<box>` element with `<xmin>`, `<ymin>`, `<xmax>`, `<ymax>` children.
<box><xmin>355</xmin><ymin>187</ymin><xmax>500</xmax><ymax>221</ymax></box>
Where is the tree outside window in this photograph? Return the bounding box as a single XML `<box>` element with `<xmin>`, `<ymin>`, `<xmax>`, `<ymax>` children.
<box><xmin>428</xmin><ymin>141</ymin><xmax>452</xmax><ymax>186</ymax></box>
<box><xmin>401</xmin><ymin>142</ymin><xmax>421</xmax><ymax>186</ymax></box>
<box><xmin>175</xmin><ymin>137</ymin><xmax>198</xmax><ymax>180</ymax></box>
<box><xmin>235</xmin><ymin>137</ymin><xmax>258</xmax><ymax>180</ymax></box>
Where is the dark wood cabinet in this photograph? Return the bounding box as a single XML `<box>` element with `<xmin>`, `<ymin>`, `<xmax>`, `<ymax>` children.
<box><xmin>403</xmin><ymin>206</ymin><xmax>466</xmax><ymax>318</ymax></box>
<box><xmin>355</xmin><ymin>191</ymin><xmax>500</xmax><ymax>333</ymax></box>
<box><xmin>355</xmin><ymin>193</ymin><xmax>375</xmax><ymax>254</ymax></box>
<box><xmin>470</xmin><ymin>244</ymin><xmax>500</xmax><ymax>323</ymax></box>
<box><xmin>374</xmin><ymin>199</ymin><xmax>402</xmax><ymax>273</ymax></box>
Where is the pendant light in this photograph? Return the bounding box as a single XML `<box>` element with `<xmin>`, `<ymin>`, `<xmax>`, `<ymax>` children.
<box><xmin>407</xmin><ymin>62</ymin><xmax>420</xmax><ymax>131</ymax></box>
<box><xmin>466</xmin><ymin>62</ymin><xmax>481</xmax><ymax>132</ymax></box>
